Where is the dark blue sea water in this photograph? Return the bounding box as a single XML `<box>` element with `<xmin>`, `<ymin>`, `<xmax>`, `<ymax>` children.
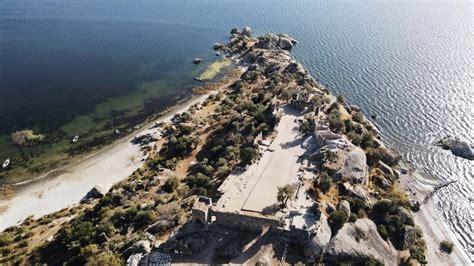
<box><xmin>1</xmin><ymin>0</ymin><xmax>472</xmax><ymax>257</ymax></box>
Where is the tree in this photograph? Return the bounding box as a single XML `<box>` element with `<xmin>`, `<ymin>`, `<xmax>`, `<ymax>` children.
<box><xmin>318</xmin><ymin>172</ymin><xmax>332</xmax><ymax>194</ymax></box>
<box><xmin>277</xmin><ymin>184</ymin><xmax>295</xmax><ymax>206</ymax></box>
<box><xmin>439</xmin><ymin>240</ymin><xmax>454</xmax><ymax>254</ymax></box>
<box><xmin>328</xmin><ymin>210</ymin><xmax>348</xmax><ymax>235</ymax></box>
<box><xmin>163</xmin><ymin>176</ymin><xmax>179</xmax><ymax>193</ymax></box>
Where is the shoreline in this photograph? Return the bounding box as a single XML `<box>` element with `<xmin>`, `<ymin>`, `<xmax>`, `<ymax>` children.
<box><xmin>0</xmin><ymin>92</ymin><xmax>212</xmax><ymax>231</ymax></box>
<box><xmin>399</xmin><ymin>162</ymin><xmax>471</xmax><ymax>264</ymax></box>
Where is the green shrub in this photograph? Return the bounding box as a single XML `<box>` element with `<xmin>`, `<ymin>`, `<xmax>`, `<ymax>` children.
<box><xmin>439</xmin><ymin>240</ymin><xmax>454</xmax><ymax>254</ymax></box>
<box><xmin>348</xmin><ymin>214</ymin><xmax>358</xmax><ymax>223</ymax></box>
<box><xmin>328</xmin><ymin>210</ymin><xmax>348</xmax><ymax>235</ymax></box>
<box><xmin>318</xmin><ymin>172</ymin><xmax>332</xmax><ymax>194</ymax></box>
<box><xmin>85</xmin><ymin>252</ymin><xmax>123</xmax><ymax>266</ymax></box>
<box><xmin>163</xmin><ymin>176</ymin><xmax>180</xmax><ymax>193</ymax></box>
<box><xmin>377</xmin><ymin>224</ymin><xmax>389</xmax><ymax>240</ymax></box>
<box><xmin>360</xmin><ymin>132</ymin><xmax>375</xmax><ymax>149</ymax></box>
<box><xmin>366</xmin><ymin>147</ymin><xmax>397</xmax><ymax>166</ymax></box>
<box><xmin>409</xmin><ymin>244</ymin><xmax>426</xmax><ymax>263</ymax></box>
<box><xmin>186</xmin><ymin>173</ymin><xmax>211</xmax><ymax>188</ymax></box>
<box><xmin>240</xmin><ymin>146</ymin><xmax>259</xmax><ymax>165</ymax></box>
<box><xmin>353</xmin><ymin>112</ymin><xmax>364</xmax><ymax>123</ymax></box>
<box><xmin>133</xmin><ymin>211</ymin><xmax>156</xmax><ymax>228</ymax></box>
<box><xmin>0</xmin><ymin>233</ymin><xmax>13</xmax><ymax>247</ymax></box>
<box><xmin>347</xmin><ymin>131</ymin><xmax>362</xmax><ymax>146</ymax></box>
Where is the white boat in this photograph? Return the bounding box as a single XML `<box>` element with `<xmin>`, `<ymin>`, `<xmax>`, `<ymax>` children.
<box><xmin>115</xmin><ymin>129</ymin><xmax>121</xmax><ymax>135</ymax></box>
<box><xmin>72</xmin><ymin>135</ymin><xmax>79</xmax><ymax>143</ymax></box>
<box><xmin>194</xmin><ymin>77</ymin><xmax>203</xmax><ymax>82</ymax></box>
<box><xmin>2</xmin><ymin>158</ymin><xmax>10</xmax><ymax>168</ymax></box>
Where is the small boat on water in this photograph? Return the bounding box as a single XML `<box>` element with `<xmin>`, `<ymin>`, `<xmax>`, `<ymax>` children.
<box><xmin>193</xmin><ymin>58</ymin><xmax>202</xmax><ymax>64</ymax></box>
<box><xmin>115</xmin><ymin>129</ymin><xmax>121</xmax><ymax>135</ymax></box>
<box><xmin>72</xmin><ymin>135</ymin><xmax>79</xmax><ymax>143</ymax></box>
<box><xmin>194</xmin><ymin>77</ymin><xmax>203</xmax><ymax>82</ymax></box>
<box><xmin>216</xmin><ymin>52</ymin><xmax>220</xmax><ymax>56</ymax></box>
<box><xmin>2</xmin><ymin>158</ymin><xmax>10</xmax><ymax>168</ymax></box>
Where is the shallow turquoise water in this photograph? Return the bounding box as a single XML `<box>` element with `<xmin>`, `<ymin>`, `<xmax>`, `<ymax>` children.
<box><xmin>1</xmin><ymin>0</ymin><xmax>472</xmax><ymax>257</ymax></box>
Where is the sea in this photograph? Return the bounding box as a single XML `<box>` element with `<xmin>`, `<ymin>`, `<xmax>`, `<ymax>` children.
<box><xmin>0</xmin><ymin>0</ymin><xmax>472</xmax><ymax>258</ymax></box>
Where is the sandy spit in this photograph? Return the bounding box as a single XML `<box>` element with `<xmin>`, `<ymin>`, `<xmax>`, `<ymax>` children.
<box><xmin>0</xmin><ymin>94</ymin><xmax>210</xmax><ymax>231</ymax></box>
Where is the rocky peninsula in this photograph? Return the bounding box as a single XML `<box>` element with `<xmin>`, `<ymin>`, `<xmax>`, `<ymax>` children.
<box><xmin>0</xmin><ymin>28</ymin><xmax>469</xmax><ymax>265</ymax></box>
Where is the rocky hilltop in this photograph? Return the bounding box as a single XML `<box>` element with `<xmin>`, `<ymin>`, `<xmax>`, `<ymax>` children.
<box><xmin>0</xmin><ymin>27</ymin><xmax>465</xmax><ymax>265</ymax></box>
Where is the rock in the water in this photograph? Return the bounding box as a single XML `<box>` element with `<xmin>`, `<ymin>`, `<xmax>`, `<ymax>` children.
<box><xmin>435</xmin><ymin>136</ymin><xmax>456</xmax><ymax>149</ymax></box>
<box><xmin>435</xmin><ymin>137</ymin><xmax>473</xmax><ymax>160</ymax></box>
<box><xmin>123</xmin><ymin>240</ymin><xmax>151</xmax><ymax>257</ymax></box>
<box><xmin>337</xmin><ymin>200</ymin><xmax>351</xmax><ymax>217</ymax></box>
<box><xmin>213</xmin><ymin>43</ymin><xmax>222</xmax><ymax>50</ymax></box>
<box><xmin>451</xmin><ymin>140</ymin><xmax>474</xmax><ymax>160</ymax></box>
<box><xmin>325</xmin><ymin>218</ymin><xmax>398</xmax><ymax>264</ymax></box>
<box><xmin>230</xmin><ymin>27</ymin><xmax>240</xmax><ymax>35</ymax></box>
<box><xmin>81</xmin><ymin>184</ymin><xmax>111</xmax><ymax>203</ymax></box>
<box><xmin>242</xmin><ymin>26</ymin><xmax>252</xmax><ymax>37</ymax></box>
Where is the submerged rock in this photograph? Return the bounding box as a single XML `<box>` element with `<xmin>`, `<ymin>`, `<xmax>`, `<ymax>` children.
<box><xmin>193</xmin><ymin>58</ymin><xmax>203</xmax><ymax>64</ymax></box>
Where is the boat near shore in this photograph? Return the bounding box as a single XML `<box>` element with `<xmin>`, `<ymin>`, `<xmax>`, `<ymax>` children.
<box><xmin>71</xmin><ymin>135</ymin><xmax>79</xmax><ymax>143</ymax></box>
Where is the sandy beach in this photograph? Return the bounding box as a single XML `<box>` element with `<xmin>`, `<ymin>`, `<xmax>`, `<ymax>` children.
<box><xmin>399</xmin><ymin>164</ymin><xmax>472</xmax><ymax>264</ymax></box>
<box><xmin>0</xmin><ymin>93</ymin><xmax>211</xmax><ymax>231</ymax></box>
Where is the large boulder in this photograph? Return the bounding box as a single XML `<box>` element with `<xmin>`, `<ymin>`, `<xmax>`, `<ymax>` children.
<box><xmin>305</xmin><ymin>214</ymin><xmax>331</xmax><ymax>260</ymax></box>
<box><xmin>230</xmin><ymin>27</ymin><xmax>240</xmax><ymax>35</ymax></box>
<box><xmin>80</xmin><ymin>184</ymin><xmax>111</xmax><ymax>203</ymax></box>
<box><xmin>402</xmin><ymin>225</ymin><xmax>422</xmax><ymax>249</ymax></box>
<box><xmin>213</xmin><ymin>43</ymin><xmax>222</xmax><ymax>50</ymax></box>
<box><xmin>286</xmin><ymin>62</ymin><xmax>304</xmax><ymax>73</ymax></box>
<box><xmin>337</xmin><ymin>200</ymin><xmax>351</xmax><ymax>217</ymax></box>
<box><xmin>451</xmin><ymin>140</ymin><xmax>474</xmax><ymax>160</ymax></box>
<box><xmin>123</xmin><ymin>240</ymin><xmax>151</xmax><ymax>257</ymax></box>
<box><xmin>277</xmin><ymin>36</ymin><xmax>293</xmax><ymax>50</ymax></box>
<box><xmin>377</xmin><ymin>160</ymin><xmax>394</xmax><ymax>178</ymax></box>
<box><xmin>325</xmin><ymin>218</ymin><xmax>398</xmax><ymax>264</ymax></box>
<box><xmin>341</xmin><ymin>147</ymin><xmax>368</xmax><ymax>185</ymax></box>
<box><xmin>436</xmin><ymin>137</ymin><xmax>473</xmax><ymax>160</ymax></box>
<box><xmin>242</xmin><ymin>26</ymin><xmax>252</xmax><ymax>38</ymax></box>
<box><xmin>255</xmin><ymin>33</ymin><xmax>280</xmax><ymax>50</ymax></box>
